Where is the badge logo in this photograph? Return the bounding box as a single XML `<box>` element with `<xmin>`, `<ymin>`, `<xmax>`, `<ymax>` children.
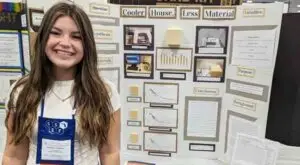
<box><xmin>44</xmin><ymin>120</ymin><xmax>68</xmax><ymax>135</ymax></box>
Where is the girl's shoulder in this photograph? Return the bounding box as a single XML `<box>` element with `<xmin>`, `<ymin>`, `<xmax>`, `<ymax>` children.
<box><xmin>9</xmin><ymin>75</ymin><xmax>29</xmax><ymax>93</ymax></box>
<box><xmin>5</xmin><ymin>75</ymin><xmax>29</xmax><ymax>111</ymax></box>
<box><xmin>101</xmin><ymin>78</ymin><xmax>117</xmax><ymax>94</ymax></box>
<box><xmin>101</xmin><ymin>77</ymin><xmax>121</xmax><ymax>111</ymax></box>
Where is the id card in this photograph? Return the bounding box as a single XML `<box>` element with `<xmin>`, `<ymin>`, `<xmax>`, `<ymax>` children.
<box><xmin>42</xmin><ymin>139</ymin><xmax>71</xmax><ymax>161</ymax></box>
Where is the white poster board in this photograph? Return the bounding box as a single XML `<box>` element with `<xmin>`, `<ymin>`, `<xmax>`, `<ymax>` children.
<box><xmin>118</xmin><ymin>3</ymin><xmax>284</xmax><ymax>164</ymax></box>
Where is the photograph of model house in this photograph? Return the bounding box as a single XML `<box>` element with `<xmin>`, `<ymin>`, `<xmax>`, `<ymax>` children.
<box><xmin>124</xmin><ymin>53</ymin><xmax>154</xmax><ymax>79</ymax></box>
<box><xmin>193</xmin><ymin>56</ymin><xmax>226</xmax><ymax>82</ymax></box>
<box><xmin>124</xmin><ymin>25</ymin><xmax>154</xmax><ymax>50</ymax></box>
<box><xmin>195</xmin><ymin>26</ymin><xmax>228</xmax><ymax>54</ymax></box>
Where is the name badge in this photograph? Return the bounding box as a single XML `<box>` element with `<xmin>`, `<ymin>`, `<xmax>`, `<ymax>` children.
<box><xmin>37</xmin><ymin>117</ymin><xmax>75</xmax><ymax>164</ymax></box>
<box><xmin>36</xmin><ymin>98</ymin><xmax>76</xmax><ymax>165</ymax></box>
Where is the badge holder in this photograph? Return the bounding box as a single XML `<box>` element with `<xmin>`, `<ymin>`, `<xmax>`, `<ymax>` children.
<box><xmin>36</xmin><ymin>98</ymin><xmax>75</xmax><ymax>165</ymax></box>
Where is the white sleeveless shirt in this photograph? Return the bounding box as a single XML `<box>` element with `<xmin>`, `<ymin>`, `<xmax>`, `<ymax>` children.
<box><xmin>6</xmin><ymin>79</ymin><xmax>121</xmax><ymax>165</ymax></box>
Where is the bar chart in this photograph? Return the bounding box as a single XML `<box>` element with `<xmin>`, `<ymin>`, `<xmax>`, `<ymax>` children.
<box><xmin>156</xmin><ymin>47</ymin><xmax>192</xmax><ymax>71</ymax></box>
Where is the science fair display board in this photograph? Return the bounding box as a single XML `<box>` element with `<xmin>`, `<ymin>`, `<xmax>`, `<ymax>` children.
<box><xmin>0</xmin><ymin>2</ymin><xmax>30</xmax><ymax>156</ymax></box>
<box><xmin>116</xmin><ymin>3</ymin><xmax>284</xmax><ymax>164</ymax></box>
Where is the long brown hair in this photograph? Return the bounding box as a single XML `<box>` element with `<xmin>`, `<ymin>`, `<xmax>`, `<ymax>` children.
<box><xmin>5</xmin><ymin>2</ymin><xmax>113</xmax><ymax>148</ymax></box>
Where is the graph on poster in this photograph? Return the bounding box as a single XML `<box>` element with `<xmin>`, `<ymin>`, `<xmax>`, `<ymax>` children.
<box><xmin>161</xmin><ymin>55</ymin><xmax>188</xmax><ymax>65</ymax></box>
<box><xmin>156</xmin><ymin>47</ymin><xmax>192</xmax><ymax>71</ymax></box>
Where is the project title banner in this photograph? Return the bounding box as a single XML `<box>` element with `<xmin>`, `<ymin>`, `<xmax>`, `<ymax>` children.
<box><xmin>120</xmin><ymin>6</ymin><xmax>238</xmax><ymax>20</ymax></box>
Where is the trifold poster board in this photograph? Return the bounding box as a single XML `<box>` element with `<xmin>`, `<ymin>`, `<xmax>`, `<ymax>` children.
<box><xmin>0</xmin><ymin>3</ymin><xmax>29</xmax><ymax>156</ymax></box>
<box><xmin>112</xmin><ymin>3</ymin><xmax>283</xmax><ymax>164</ymax></box>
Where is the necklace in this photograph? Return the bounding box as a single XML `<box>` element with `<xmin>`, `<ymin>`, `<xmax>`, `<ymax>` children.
<box><xmin>51</xmin><ymin>90</ymin><xmax>73</xmax><ymax>102</ymax></box>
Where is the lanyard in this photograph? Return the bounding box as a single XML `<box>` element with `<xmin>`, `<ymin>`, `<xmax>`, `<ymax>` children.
<box><xmin>40</xmin><ymin>97</ymin><xmax>75</xmax><ymax>119</ymax></box>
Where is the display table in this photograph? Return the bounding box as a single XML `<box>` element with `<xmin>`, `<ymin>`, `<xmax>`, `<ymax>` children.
<box><xmin>122</xmin><ymin>153</ymin><xmax>226</xmax><ymax>165</ymax></box>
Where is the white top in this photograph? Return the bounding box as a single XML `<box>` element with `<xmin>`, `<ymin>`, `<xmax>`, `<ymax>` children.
<box><xmin>5</xmin><ymin>78</ymin><xmax>121</xmax><ymax>165</ymax></box>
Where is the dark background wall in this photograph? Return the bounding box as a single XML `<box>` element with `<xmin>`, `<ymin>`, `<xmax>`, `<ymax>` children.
<box><xmin>266</xmin><ymin>13</ymin><xmax>300</xmax><ymax>146</ymax></box>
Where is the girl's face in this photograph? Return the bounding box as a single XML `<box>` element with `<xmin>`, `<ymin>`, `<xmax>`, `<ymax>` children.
<box><xmin>45</xmin><ymin>15</ymin><xmax>84</xmax><ymax>72</ymax></box>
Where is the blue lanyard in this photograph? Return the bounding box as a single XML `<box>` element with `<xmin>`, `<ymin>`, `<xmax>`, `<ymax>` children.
<box><xmin>40</xmin><ymin>98</ymin><xmax>75</xmax><ymax>119</ymax></box>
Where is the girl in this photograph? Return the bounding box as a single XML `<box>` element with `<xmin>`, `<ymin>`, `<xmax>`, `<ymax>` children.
<box><xmin>2</xmin><ymin>2</ymin><xmax>120</xmax><ymax>165</ymax></box>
